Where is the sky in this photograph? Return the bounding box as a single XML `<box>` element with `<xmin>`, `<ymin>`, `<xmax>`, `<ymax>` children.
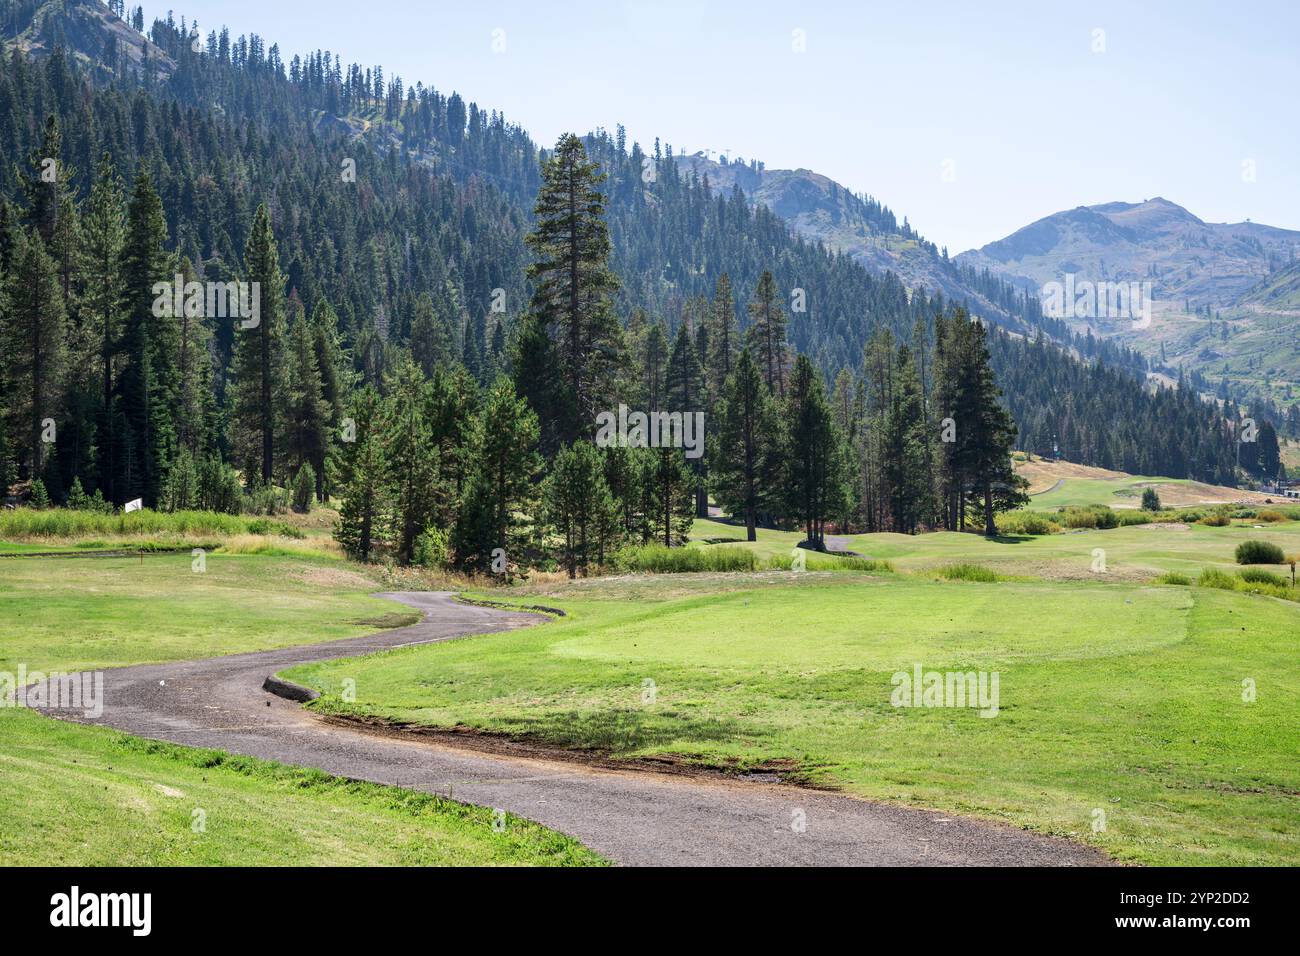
<box><xmin>140</xmin><ymin>0</ymin><xmax>1300</xmax><ymax>253</ymax></box>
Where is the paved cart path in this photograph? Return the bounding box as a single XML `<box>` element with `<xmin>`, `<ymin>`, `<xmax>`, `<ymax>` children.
<box><xmin>42</xmin><ymin>592</ymin><xmax>1110</xmax><ymax>867</ymax></box>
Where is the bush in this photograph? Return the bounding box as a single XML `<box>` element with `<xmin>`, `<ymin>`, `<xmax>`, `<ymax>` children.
<box><xmin>244</xmin><ymin>518</ymin><xmax>305</xmax><ymax>539</ymax></box>
<box><xmin>1235</xmin><ymin>540</ymin><xmax>1285</xmax><ymax>565</ymax></box>
<box><xmin>1239</xmin><ymin>567</ymin><xmax>1285</xmax><ymax>586</ymax></box>
<box><xmin>1154</xmin><ymin>571</ymin><xmax>1191</xmax><ymax>586</ymax></box>
<box><xmin>243</xmin><ymin>480</ymin><xmax>288</xmax><ymax>516</ymax></box>
<box><xmin>1140</xmin><ymin>487</ymin><xmax>1161</xmax><ymax>512</ymax></box>
<box><xmin>996</xmin><ymin>511</ymin><xmax>1060</xmax><ymax>535</ymax></box>
<box><xmin>413</xmin><ymin>527</ymin><xmax>450</xmax><ymax>569</ymax></box>
<box><xmin>935</xmin><ymin>563</ymin><xmax>1001</xmax><ymax>582</ymax></box>
<box><xmin>1199</xmin><ymin>512</ymin><xmax>1231</xmax><ymax>527</ymax></box>
<box><xmin>1197</xmin><ymin>567</ymin><xmax>1238</xmax><ymax>590</ymax></box>
<box><xmin>291</xmin><ymin>463</ymin><xmax>316</xmax><ymax>514</ymax></box>
<box><xmin>1061</xmin><ymin>508</ymin><xmax>1097</xmax><ymax>529</ymax></box>
<box><xmin>1256</xmin><ymin>510</ymin><xmax>1287</xmax><ymax>523</ymax></box>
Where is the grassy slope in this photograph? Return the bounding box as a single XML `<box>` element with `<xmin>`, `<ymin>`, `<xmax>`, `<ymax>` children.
<box><xmin>0</xmin><ymin>553</ymin><xmax>408</xmax><ymax>672</ymax></box>
<box><xmin>288</xmin><ymin>529</ymin><xmax>1300</xmax><ymax>866</ymax></box>
<box><xmin>0</xmin><ymin>551</ymin><xmax>602</xmax><ymax>866</ymax></box>
<box><xmin>689</xmin><ymin>515</ymin><xmax>1300</xmax><ymax>579</ymax></box>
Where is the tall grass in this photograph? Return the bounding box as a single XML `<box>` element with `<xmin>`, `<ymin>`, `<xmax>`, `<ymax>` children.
<box><xmin>764</xmin><ymin>552</ymin><xmax>893</xmax><ymax>573</ymax></box>
<box><xmin>934</xmin><ymin>563</ymin><xmax>1002</xmax><ymax>582</ymax></box>
<box><xmin>0</xmin><ymin>508</ymin><xmax>304</xmax><ymax>541</ymax></box>
<box><xmin>620</xmin><ymin>544</ymin><xmax>758</xmax><ymax>573</ymax></box>
<box><xmin>618</xmin><ymin>544</ymin><xmax>892</xmax><ymax>574</ymax></box>
<box><xmin>1198</xmin><ymin>566</ymin><xmax>1299</xmax><ymax>602</ymax></box>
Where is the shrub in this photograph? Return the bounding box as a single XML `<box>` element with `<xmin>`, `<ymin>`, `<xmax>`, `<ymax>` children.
<box><xmin>245</xmin><ymin>518</ymin><xmax>305</xmax><ymax>539</ymax></box>
<box><xmin>1061</xmin><ymin>508</ymin><xmax>1097</xmax><ymax>529</ymax></box>
<box><xmin>413</xmin><ymin>526</ymin><xmax>450</xmax><ymax>569</ymax></box>
<box><xmin>244</xmin><ymin>480</ymin><xmax>288</xmax><ymax>516</ymax></box>
<box><xmin>996</xmin><ymin>511</ymin><xmax>1060</xmax><ymax>535</ymax></box>
<box><xmin>1197</xmin><ymin>567</ymin><xmax>1238</xmax><ymax>591</ymax></box>
<box><xmin>1154</xmin><ymin>571</ymin><xmax>1191</xmax><ymax>586</ymax></box>
<box><xmin>1239</xmin><ymin>567</ymin><xmax>1285</xmax><ymax>586</ymax></box>
<box><xmin>1256</xmin><ymin>510</ymin><xmax>1286</xmax><ymax>523</ymax></box>
<box><xmin>1140</xmin><ymin>487</ymin><xmax>1161</xmax><ymax>511</ymax></box>
<box><xmin>1235</xmin><ymin>540</ymin><xmax>1285</xmax><ymax>565</ymax></box>
<box><xmin>1199</xmin><ymin>512</ymin><xmax>1231</xmax><ymax>527</ymax></box>
<box><xmin>935</xmin><ymin>563</ymin><xmax>1001</xmax><ymax>582</ymax></box>
<box><xmin>292</xmin><ymin>464</ymin><xmax>316</xmax><ymax>514</ymax></box>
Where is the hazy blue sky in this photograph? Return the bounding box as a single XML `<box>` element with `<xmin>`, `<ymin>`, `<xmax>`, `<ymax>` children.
<box><xmin>142</xmin><ymin>0</ymin><xmax>1299</xmax><ymax>253</ymax></box>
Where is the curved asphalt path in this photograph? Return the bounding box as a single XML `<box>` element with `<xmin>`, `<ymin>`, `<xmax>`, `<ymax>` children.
<box><xmin>41</xmin><ymin>592</ymin><xmax>1110</xmax><ymax>866</ymax></box>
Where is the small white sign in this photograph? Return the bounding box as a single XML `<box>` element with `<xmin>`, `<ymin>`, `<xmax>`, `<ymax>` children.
<box><xmin>124</xmin><ymin>498</ymin><xmax>143</xmax><ymax>513</ymax></box>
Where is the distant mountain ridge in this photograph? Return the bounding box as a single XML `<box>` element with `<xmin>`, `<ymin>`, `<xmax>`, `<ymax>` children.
<box><xmin>1</xmin><ymin>0</ymin><xmax>175</xmax><ymax>78</ymax></box>
<box><xmin>672</xmin><ymin>151</ymin><xmax>1041</xmax><ymax>331</ymax></box>
<box><xmin>957</xmin><ymin>197</ymin><xmax>1300</xmax><ymax>307</ymax></box>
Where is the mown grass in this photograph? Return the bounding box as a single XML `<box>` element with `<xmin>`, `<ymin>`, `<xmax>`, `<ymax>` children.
<box><xmin>0</xmin><ymin>553</ymin><xmax>399</xmax><ymax>673</ymax></box>
<box><xmin>287</xmin><ymin>573</ymin><xmax>1300</xmax><ymax>865</ymax></box>
<box><xmin>0</xmin><ymin>550</ymin><xmax>604</xmax><ymax>866</ymax></box>
<box><xmin>0</xmin><ymin>708</ymin><xmax>601</xmax><ymax>866</ymax></box>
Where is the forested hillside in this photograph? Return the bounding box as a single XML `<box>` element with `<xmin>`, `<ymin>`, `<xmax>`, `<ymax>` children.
<box><xmin>0</xmin><ymin>2</ymin><xmax>1254</xmax><ymax>571</ymax></box>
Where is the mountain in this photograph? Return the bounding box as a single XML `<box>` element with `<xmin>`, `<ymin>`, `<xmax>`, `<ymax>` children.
<box><xmin>959</xmin><ymin>198</ymin><xmax>1300</xmax><ymax>411</ymax></box>
<box><xmin>1</xmin><ymin>0</ymin><xmax>175</xmax><ymax>78</ymax></box>
<box><xmin>672</xmin><ymin>152</ymin><xmax>1044</xmax><ymax>333</ymax></box>
<box><xmin>0</xmin><ymin>0</ymin><xmax>1257</xmax><ymax>499</ymax></box>
<box><xmin>958</xmin><ymin>197</ymin><xmax>1300</xmax><ymax>307</ymax></box>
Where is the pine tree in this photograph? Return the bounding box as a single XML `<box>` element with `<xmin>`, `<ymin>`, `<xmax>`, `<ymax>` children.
<box><xmin>310</xmin><ymin>300</ymin><xmax>349</xmax><ymax>500</ymax></box>
<box><xmin>747</xmin><ymin>270</ymin><xmax>788</xmax><ymax>398</ymax></box>
<box><xmin>2</xmin><ymin>230</ymin><xmax>66</xmax><ymax>479</ymax></box>
<box><xmin>383</xmin><ymin>362</ymin><xmax>442</xmax><ymax>564</ymax></box>
<box><xmin>784</xmin><ymin>354</ymin><xmax>840</xmax><ymax>549</ymax></box>
<box><xmin>426</xmin><ymin>363</ymin><xmax>479</xmax><ymax>527</ymax></box>
<box><xmin>284</xmin><ymin>306</ymin><xmax>330</xmax><ymax>489</ymax></box>
<box><xmin>544</xmin><ymin>439</ymin><xmax>618</xmax><ymax>578</ymax></box>
<box><xmin>80</xmin><ymin>153</ymin><xmax>126</xmax><ymax>501</ymax></box>
<box><xmin>336</xmin><ymin>385</ymin><xmax>386</xmax><ymax>561</ymax></box>
<box><xmin>708</xmin><ymin>273</ymin><xmax>740</xmax><ymax>398</ymax></box>
<box><xmin>20</xmin><ymin>116</ymin><xmax>75</xmax><ymax>248</ymax></box>
<box><xmin>524</xmin><ymin>133</ymin><xmax>623</xmax><ymax>445</ymax></box>
<box><xmin>452</xmin><ymin>375</ymin><xmax>542</xmax><ymax>574</ymax></box>
<box><xmin>645</xmin><ymin>447</ymin><xmax>695</xmax><ymax>546</ymax></box>
<box><xmin>117</xmin><ymin>171</ymin><xmax>171</xmax><ymax>505</ymax></box>
<box><xmin>713</xmin><ymin>347</ymin><xmax>779</xmax><ymax>541</ymax></box>
<box><xmin>231</xmin><ymin>203</ymin><xmax>286</xmax><ymax>485</ymax></box>
<box><xmin>409</xmin><ymin>292</ymin><xmax>451</xmax><ymax>376</ymax></box>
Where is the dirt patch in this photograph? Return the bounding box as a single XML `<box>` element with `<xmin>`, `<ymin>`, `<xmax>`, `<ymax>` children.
<box><xmin>1132</xmin><ymin>522</ymin><xmax>1190</xmax><ymax>531</ymax></box>
<box><xmin>316</xmin><ymin>712</ymin><xmax>828</xmax><ymax>788</ymax></box>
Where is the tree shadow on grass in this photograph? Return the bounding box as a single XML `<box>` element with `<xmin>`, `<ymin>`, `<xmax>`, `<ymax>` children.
<box><xmin>494</xmin><ymin>708</ymin><xmax>758</xmax><ymax>755</ymax></box>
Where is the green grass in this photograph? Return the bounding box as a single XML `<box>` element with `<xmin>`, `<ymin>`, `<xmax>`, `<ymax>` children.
<box><xmin>0</xmin><ymin>550</ymin><xmax>605</xmax><ymax>866</ymax></box>
<box><xmin>933</xmin><ymin>563</ymin><xmax>1003</xmax><ymax>582</ymax></box>
<box><xmin>0</xmin><ymin>553</ymin><xmax>405</xmax><ymax>673</ymax></box>
<box><xmin>287</xmin><ymin>570</ymin><xmax>1300</xmax><ymax>865</ymax></box>
<box><xmin>0</xmin><ymin>709</ymin><xmax>600</xmax><ymax>866</ymax></box>
<box><xmin>692</xmin><ymin>514</ymin><xmax>1300</xmax><ymax>582</ymax></box>
<box><xmin>1027</xmin><ymin>475</ymin><xmax>1199</xmax><ymax>510</ymax></box>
